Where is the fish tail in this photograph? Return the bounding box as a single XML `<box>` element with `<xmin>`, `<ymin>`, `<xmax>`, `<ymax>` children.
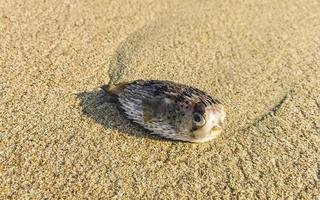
<box><xmin>100</xmin><ymin>82</ymin><xmax>129</xmax><ymax>102</ymax></box>
<box><xmin>100</xmin><ymin>84</ymin><xmax>118</xmax><ymax>103</ymax></box>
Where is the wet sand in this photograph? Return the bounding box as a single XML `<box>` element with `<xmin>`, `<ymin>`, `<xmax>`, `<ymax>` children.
<box><xmin>1</xmin><ymin>0</ymin><xmax>320</xmax><ymax>198</ymax></box>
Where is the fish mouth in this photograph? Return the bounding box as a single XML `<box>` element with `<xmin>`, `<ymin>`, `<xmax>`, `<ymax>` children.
<box><xmin>211</xmin><ymin>126</ymin><xmax>222</xmax><ymax>133</ymax></box>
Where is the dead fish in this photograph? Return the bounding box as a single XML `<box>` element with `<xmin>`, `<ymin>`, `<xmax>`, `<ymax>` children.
<box><xmin>101</xmin><ymin>80</ymin><xmax>226</xmax><ymax>143</ymax></box>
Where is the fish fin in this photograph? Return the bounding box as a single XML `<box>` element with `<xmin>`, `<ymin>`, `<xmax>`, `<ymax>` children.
<box><xmin>100</xmin><ymin>84</ymin><xmax>119</xmax><ymax>103</ymax></box>
<box><xmin>100</xmin><ymin>82</ymin><xmax>131</xmax><ymax>103</ymax></box>
<box><xmin>142</xmin><ymin>97</ymin><xmax>174</xmax><ymax>123</ymax></box>
<box><xmin>142</xmin><ymin>102</ymin><xmax>155</xmax><ymax>123</ymax></box>
<box><xmin>102</xmin><ymin>82</ymin><xmax>129</xmax><ymax>95</ymax></box>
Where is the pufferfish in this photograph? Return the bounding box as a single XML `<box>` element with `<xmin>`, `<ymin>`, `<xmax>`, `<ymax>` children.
<box><xmin>101</xmin><ymin>80</ymin><xmax>226</xmax><ymax>143</ymax></box>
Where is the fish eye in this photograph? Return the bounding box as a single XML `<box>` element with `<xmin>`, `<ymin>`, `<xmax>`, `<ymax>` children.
<box><xmin>193</xmin><ymin>112</ymin><xmax>206</xmax><ymax>127</ymax></box>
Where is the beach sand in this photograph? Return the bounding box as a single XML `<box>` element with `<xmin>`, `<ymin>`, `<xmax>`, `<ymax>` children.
<box><xmin>1</xmin><ymin>0</ymin><xmax>320</xmax><ymax>198</ymax></box>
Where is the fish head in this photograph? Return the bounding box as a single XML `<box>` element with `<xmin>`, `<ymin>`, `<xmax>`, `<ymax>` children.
<box><xmin>190</xmin><ymin>102</ymin><xmax>226</xmax><ymax>143</ymax></box>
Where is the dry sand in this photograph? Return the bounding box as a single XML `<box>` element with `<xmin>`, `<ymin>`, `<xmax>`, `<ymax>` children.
<box><xmin>1</xmin><ymin>0</ymin><xmax>320</xmax><ymax>198</ymax></box>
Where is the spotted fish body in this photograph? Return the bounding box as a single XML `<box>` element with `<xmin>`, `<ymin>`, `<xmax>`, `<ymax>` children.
<box><xmin>102</xmin><ymin>80</ymin><xmax>226</xmax><ymax>143</ymax></box>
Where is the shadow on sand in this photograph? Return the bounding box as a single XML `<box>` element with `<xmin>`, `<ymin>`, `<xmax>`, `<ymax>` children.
<box><xmin>76</xmin><ymin>89</ymin><xmax>167</xmax><ymax>142</ymax></box>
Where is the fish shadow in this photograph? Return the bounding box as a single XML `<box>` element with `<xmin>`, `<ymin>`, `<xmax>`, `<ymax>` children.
<box><xmin>76</xmin><ymin>89</ymin><xmax>167</xmax><ymax>141</ymax></box>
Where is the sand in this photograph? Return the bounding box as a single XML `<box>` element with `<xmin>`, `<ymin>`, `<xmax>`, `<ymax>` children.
<box><xmin>1</xmin><ymin>0</ymin><xmax>320</xmax><ymax>198</ymax></box>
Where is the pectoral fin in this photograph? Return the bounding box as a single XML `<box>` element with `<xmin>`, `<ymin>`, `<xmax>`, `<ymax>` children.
<box><xmin>142</xmin><ymin>97</ymin><xmax>172</xmax><ymax>123</ymax></box>
<box><xmin>142</xmin><ymin>105</ymin><xmax>154</xmax><ymax>123</ymax></box>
